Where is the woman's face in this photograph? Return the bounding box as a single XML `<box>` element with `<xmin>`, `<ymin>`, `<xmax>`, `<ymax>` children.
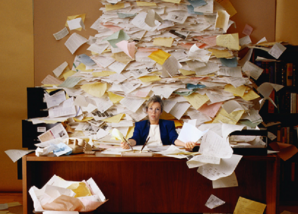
<box><xmin>147</xmin><ymin>102</ymin><xmax>162</xmax><ymax>124</ymax></box>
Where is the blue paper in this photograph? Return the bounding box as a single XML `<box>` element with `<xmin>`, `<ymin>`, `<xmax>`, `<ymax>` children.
<box><xmin>220</xmin><ymin>57</ymin><xmax>238</xmax><ymax>67</ymax></box>
<box><xmin>187</xmin><ymin>5</ymin><xmax>204</xmax><ymax>15</ymax></box>
<box><xmin>53</xmin><ymin>143</ymin><xmax>72</xmax><ymax>156</ymax></box>
<box><xmin>187</xmin><ymin>0</ymin><xmax>207</xmax><ymax>8</ymax></box>
<box><xmin>77</xmin><ymin>54</ymin><xmax>96</xmax><ymax>66</ymax></box>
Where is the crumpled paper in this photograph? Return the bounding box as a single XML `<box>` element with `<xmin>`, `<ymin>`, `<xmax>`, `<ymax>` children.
<box><xmin>29</xmin><ymin>175</ymin><xmax>107</xmax><ymax>212</ymax></box>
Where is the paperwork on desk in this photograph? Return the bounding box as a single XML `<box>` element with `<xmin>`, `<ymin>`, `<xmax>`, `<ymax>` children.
<box><xmin>16</xmin><ymin>0</ymin><xmax>284</xmax><ymax>190</ymax></box>
<box><xmin>29</xmin><ymin>175</ymin><xmax>106</xmax><ymax>212</ymax></box>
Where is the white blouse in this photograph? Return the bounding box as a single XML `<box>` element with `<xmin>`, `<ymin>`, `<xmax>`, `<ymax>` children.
<box><xmin>146</xmin><ymin>124</ymin><xmax>163</xmax><ymax>146</ymax></box>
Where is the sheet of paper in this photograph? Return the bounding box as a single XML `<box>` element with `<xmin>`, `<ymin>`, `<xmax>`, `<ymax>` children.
<box><xmin>220</xmin><ymin>57</ymin><xmax>238</xmax><ymax>67</ymax></box>
<box><xmin>205</xmin><ymin>194</ymin><xmax>225</xmax><ymax>209</ymax></box>
<box><xmin>87</xmin><ymin>43</ymin><xmax>109</xmax><ymax>55</ymax></box>
<box><xmin>206</xmin><ymin>90</ymin><xmax>234</xmax><ymax>104</ymax></box>
<box><xmin>120</xmin><ymin>97</ymin><xmax>146</xmax><ymax>113</ymax></box>
<box><xmin>148</xmin><ymin>49</ymin><xmax>171</xmax><ymax>65</ymax></box>
<box><xmin>194</xmin><ymin>0</ymin><xmax>214</xmax><ymax>13</ymax></box>
<box><xmin>131</xmin><ymin>11</ymin><xmax>161</xmax><ymax>31</ymax></box>
<box><xmin>5</xmin><ymin>149</ymin><xmax>35</xmax><ymax>163</ymax></box>
<box><xmin>212</xmin><ymin>108</ymin><xmax>244</xmax><ymax>124</ymax></box>
<box><xmin>212</xmin><ymin>171</ymin><xmax>238</xmax><ymax>188</ymax></box>
<box><xmin>38</xmin><ymin>123</ymin><xmax>69</xmax><ymax>142</ymax></box>
<box><xmin>67</xmin><ymin>18</ymin><xmax>84</xmax><ymax>31</ymax></box>
<box><xmin>53</xmin><ymin>27</ymin><xmax>69</xmax><ymax>40</ymax></box>
<box><xmin>242</xmin><ymin>61</ymin><xmax>263</xmax><ymax>80</ymax></box>
<box><xmin>81</xmin><ymin>82</ymin><xmax>107</xmax><ymax>98</ymax></box>
<box><xmin>43</xmin><ymin>211</ymin><xmax>79</xmax><ymax>214</ymax></box>
<box><xmin>187</xmin><ymin>154</ymin><xmax>221</xmax><ymax>168</ymax></box>
<box><xmin>178</xmin><ymin>123</ymin><xmax>208</xmax><ymax>143</ymax></box>
<box><xmin>64</xmin><ymin>33</ymin><xmax>88</xmax><ymax>54</ymax></box>
<box><xmin>268</xmin><ymin>43</ymin><xmax>287</xmax><ymax>59</ymax></box>
<box><xmin>116</xmin><ymin>40</ymin><xmax>136</xmax><ymax>59</ymax></box>
<box><xmin>103</xmin><ymin>29</ymin><xmax>130</xmax><ymax>48</ymax></box>
<box><xmin>188</xmin><ymin>44</ymin><xmax>211</xmax><ymax>63</ymax></box>
<box><xmin>41</xmin><ymin>75</ymin><xmax>63</xmax><ymax>85</ymax></box>
<box><xmin>216</xmin><ymin>33</ymin><xmax>240</xmax><ymax>50</ymax></box>
<box><xmin>153</xmin><ymin>37</ymin><xmax>174</xmax><ymax>48</ymax></box>
<box><xmin>169</xmin><ymin>102</ymin><xmax>191</xmax><ymax>120</ymax></box>
<box><xmin>183</xmin><ymin>93</ymin><xmax>209</xmax><ymax>109</ymax></box>
<box><xmin>198</xmin><ymin>102</ymin><xmax>222</xmax><ymax>118</ymax></box>
<box><xmin>166</xmin><ymin>11</ymin><xmax>188</xmax><ymax>24</ymax></box>
<box><xmin>108</xmin><ymin>61</ymin><xmax>129</xmax><ymax>74</ymax></box>
<box><xmin>216</xmin><ymin>0</ymin><xmax>237</xmax><ymax>17</ymax></box>
<box><xmin>215</xmin><ymin>10</ymin><xmax>230</xmax><ymax>32</ymax></box>
<box><xmin>53</xmin><ymin>61</ymin><xmax>68</xmax><ymax>78</ymax></box>
<box><xmin>197</xmin><ymin>154</ymin><xmax>243</xmax><ymax>180</ymax></box>
<box><xmin>222</xmin><ymin>100</ymin><xmax>244</xmax><ymax>114</ymax></box>
<box><xmin>59</xmin><ymin>76</ymin><xmax>82</xmax><ymax>88</ymax></box>
<box><xmin>199</xmin><ymin>130</ymin><xmax>233</xmax><ymax>158</ymax></box>
<box><xmin>48</xmin><ymin>98</ymin><xmax>77</xmax><ymax>118</ymax></box>
<box><xmin>239</xmin><ymin>35</ymin><xmax>252</xmax><ymax>46</ymax></box>
<box><xmin>218</xmin><ymin>66</ymin><xmax>242</xmax><ymax>77</ymax></box>
<box><xmin>44</xmin><ymin>90</ymin><xmax>66</xmax><ymax>109</ymax></box>
<box><xmin>234</xmin><ymin>197</ymin><xmax>266</xmax><ymax>214</ymax></box>
<box><xmin>195</xmin><ymin>62</ymin><xmax>219</xmax><ymax>75</ymax></box>
<box><xmin>163</xmin><ymin>100</ymin><xmax>177</xmax><ymax>113</ymax></box>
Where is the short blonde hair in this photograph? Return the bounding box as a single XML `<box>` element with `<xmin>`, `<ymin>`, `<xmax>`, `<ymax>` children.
<box><xmin>145</xmin><ymin>95</ymin><xmax>164</xmax><ymax>112</ymax></box>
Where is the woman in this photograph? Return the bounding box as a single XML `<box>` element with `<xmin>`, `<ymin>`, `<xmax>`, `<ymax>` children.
<box><xmin>121</xmin><ymin>95</ymin><xmax>196</xmax><ymax>151</ymax></box>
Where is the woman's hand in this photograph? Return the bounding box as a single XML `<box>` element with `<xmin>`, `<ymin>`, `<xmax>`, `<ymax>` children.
<box><xmin>185</xmin><ymin>141</ymin><xmax>196</xmax><ymax>151</ymax></box>
<box><xmin>120</xmin><ymin>141</ymin><xmax>130</xmax><ymax>149</ymax></box>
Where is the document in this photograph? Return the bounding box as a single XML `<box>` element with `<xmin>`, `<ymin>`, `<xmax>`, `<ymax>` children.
<box><xmin>268</xmin><ymin>43</ymin><xmax>287</xmax><ymax>59</ymax></box>
<box><xmin>64</xmin><ymin>33</ymin><xmax>88</xmax><ymax>54</ymax></box>
<box><xmin>148</xmin><ymin>49</ymin><xmax>171</xmax><ymax>65</ymax></box>
<box><xmin>48</xmin><ymin>98</ymin><xmax>78</xmax><ymax>118</ymax></box>
<box><xmin>131</xmin><ymin>12</ymin><xmax>161</xmax><ymax>31</ymax></box>
<box><xmin>187</xmin><ymin>154</ymin><xmax>221</xmax><ymax>168</ymax></box>
<box><xmin>116</xmin><ymin>40</ymin><xmax>136</xmax><ymax>59</ymax></box>
<box><xmin>178</xmin><ymin>122</ymin><xmax>208</xmax><ymax>143</ymax></box>
<box><xmin>188</xmin><ymin>44</ymin><xmax>211</xmax><ymax>63</ymax></box>
<box><xmin>65</xmin><ymin>14</ymin><xmax>86</xmax><ymax>31</ymax></box>
<box><xmin>59</xmin><ymin>76</ymin><xmax>82</xmax><ymax>88</ymax></box>
<box><xmin>120</xmin><ymin>97</ymin><xmax>146</xmax><ymax>113</ymax></box>
<box><xmin>205</xmin><ymin>194</ymin><xmax>225</xmax><ymax>209</ymax></box>
<box><xmin>216</xmin><ymin>33</ymin><xmax>240</xmax><ymax>50</ymax></box>
<box><xmin>87</xmin><ymin>43</ymin><xmax>109</xmax><ymax>55</ymax></box>
<box><xmin>67</xmin><ymin>17</ymin><xmax>84</xmax><ymax>31</ymax></box>
<box><xmin>212</xmin><ymin>171</ymin><xmax>238</xmax><ymax>188</ymax></box>
<box><xmin>183</xmin><ymin>93</ymin><xmax>209</xmax><ymax>109</ymax></box>
<box><xmin>38</xmin><ymin>123</ymin><xmax>69</xmax><ymax>142</ymax></box>
<box><xmin>81</xmin><ymin>82</ymin><xmax>107</xmax><ymax>98</ymax></box>
<box><xmin>197</xmin><ymin>154</ymin><xmax>243</xmax><ymax>180</ymax></box>
<box><xmin>234</xmin><ymin>197</ymin><xmax>266</xmax><ymax>214</ymax></box>
<box><xmin>5</xmin><ymin>149</ymin><xmax>34</xmax><ymax>162</ymax></box>
<box><xmin>199</xmin><ymin>130</ymin><xmax>233</xmax><ymax>158</ymax></box>
<box><xmin>44</xmin><ymin>90</ymin><xmax>66</xmax><ymax>109</ymax></box>
<box><xmin>215</xmin><ymin>10</ymin><xmax>230</xmax><ymax>32</ymax></box>
<box><xmin>53</xmin><ymin>27</ymin><xmax>69</xmax><ymax>40</ymax></box>
<box><xmin>242</xmin><ymin>61</ymin><xmax>263</xmax><ymax>80</ymax></box>
<box><xmin>53</xmin><ymin>61</ymin><xmax>68</xmax><ymax>78</ymax></box>
<box><xmin>198</xmin><ymin>102</ymin><xmax>222</xmax><ymax>118</ymax></box>
<box><xmin>169</xmin><ymin>102</ymin><xmax>191</xmax><ymax>120</ymax></box>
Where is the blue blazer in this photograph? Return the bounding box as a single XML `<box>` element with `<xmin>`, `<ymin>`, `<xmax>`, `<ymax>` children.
<box><xmin>130</xmin><ymin>119</ymin><xmax>178</xmax><ymax>145</ymax></box>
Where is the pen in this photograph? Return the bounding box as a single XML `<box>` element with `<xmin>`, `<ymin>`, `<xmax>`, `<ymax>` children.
<box><xmin>123</xmin><ymin>137</ymin><xmax>133</xmax><ymax>151</ymax></box>
<box><xmin>140</xmin><ymin>137</ymin><xmax>150</xmax><ymax>153</ymax></box>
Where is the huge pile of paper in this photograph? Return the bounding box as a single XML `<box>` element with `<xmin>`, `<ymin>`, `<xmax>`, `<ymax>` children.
<box><xmin>30</xmin><ymin>0</ymin><xmax>265</xmax><ymax>148</ymax></box>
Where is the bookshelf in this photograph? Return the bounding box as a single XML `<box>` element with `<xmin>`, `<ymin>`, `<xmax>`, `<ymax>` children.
<box><xmin>250</xmin><ymin>45</ymin><xmax>298</xmax><ymax>208</ymax></box>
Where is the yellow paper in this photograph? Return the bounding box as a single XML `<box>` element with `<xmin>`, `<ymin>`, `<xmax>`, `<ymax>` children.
<box><xmin>105</xmin><ymin>3</ymin><xmax>125</xmax><ymax>11</ymax></box>
<box><xmin>45</xmin><ymin>89</ymin><xmax>60</xmax><ymax>93</ymax></box>
<box><xmin>179</xmin><ymin>69</ymin><xmax>196</xmax><ymax>76</ymax></box>
<box><xmin>112</xmin><ymin>52</ymin><xmax>133</xmax><ymax>64</ymax></box>
<box><xmin>136</xmin><ymin>1</ymin><xmax>157</xmax><ymax>6</ymax></box>
<box><xmin>153</xmin><ymin>37</ymin><xmax>174</xmax><ymax>47</ymax></box>
<box><xmin>213</xmin><ymin>108</ymin><xmax>244</xmax><ymax>125</ymax></box>
<box><xmin>103</xmin><ymin>113</ymin><xmax>125</xmax><ymax>123</ymax></box>
<box><xmin>76</xmin><ymin>63</ymin><xmax>93</xmax><ymax>72</ymax></box>
<box><xmin>108</xmin><ymin>91</ymin><xmax>124</xmax><ymax>104</ymax></box>
<box><xmin>160</xmin><ymin>111</ymin><xmax>176</xmax><ymax>120</ymax></box>
<box><xmin>111</xmin><ymin>128</ymin><xmax>124</xmax><ymax>141</ymax></box>
<box><xmin>126</xmin><ymin>126</ymin><xmax>135</xmax><ymax>139</ymax></box>
<box><xmin>67</xmin><ymin>182</ymin><xmax>92</xmax><ymax>198</ymax></box>
<box><xmin>161</xmin><ymin>0</ymin><xmax>181</xmax><ymax>3</ymax></box>
<box><xmin>148</xmin><ymin>49</ymin><xmax>171</xmax><ymax>65</ymax></box>
<box><xmin>65</xmin><ymin>14</ymin><xmax>86</xmax><ymax>31</ymax></box>
<box><xmin>241</xmin><ymin>89</ymin><xmax>260</xmax><ymax>101</ymax></box>
<box><xmin>216</xmin><ymin>33</ymin><xmax>240</xmax><ymax>50</ymax></box>
<box><xmin>92</xmin><ymin>71</ymin><xmax>116</xmax><ymax>77</ymax></box>
<box><xmin>63</xmin><ymin>70</ymin><xmax>77</xmax><ymax>80</ymax></box>
<box><xmin>216</xmin><ymin>0</ymin><xmax>237</xmax><ymax>17</ymax></box>
<box><xmin>183</xmin><ymin>93</ymin><xmax>209</xmax><ymax>109</ymax></box>
<box><xmin>139</xmin><ymin>75</ymin><xmax>161</xmax><ymax>82</ymax></box>
<box><xmin>73</xmin><ymin>117</ymin><xmax>94</xmax><ymax>122</ymax></box>
<box><xmin>174</xmin><ymin>120</ymin><xmax>183</xmax><ymax>128</ymax></box>
<box><xmin>81</xmin><ymin>82</ymin><xmax>107</xmax><ymax>98</ymax></box>
<box><xmin>224</xmin><ymin>84</ymin><xmax>247</xmax><ymax>97</ymax></box>
<box><xmin>234</xmin><ymin>197</ymin><xmax>266</xmax><ymax>214</ymax></box>
<box><xmin>208</xmin><ymin>49</ymin><xmax>233</xmax><ymax>58</ymax></box>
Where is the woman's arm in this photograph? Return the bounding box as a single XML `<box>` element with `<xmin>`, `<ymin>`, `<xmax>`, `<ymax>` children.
<box><xmin>174</xmin><ymin>139</ymin><xmax>196</xmax><ymax>151</ymax></box>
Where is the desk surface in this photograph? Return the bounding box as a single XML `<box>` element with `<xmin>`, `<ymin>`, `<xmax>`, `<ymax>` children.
<box><xmin>23</xmin><ymin>153</ymin><xmax>279</xmax><ymax>214</ymax></box>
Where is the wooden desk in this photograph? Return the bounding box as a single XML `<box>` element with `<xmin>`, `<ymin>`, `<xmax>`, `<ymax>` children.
<box><xmin>22</xmin><ymin>153</ymin><xmax>279</xmax><ymax>213</ymax></box>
